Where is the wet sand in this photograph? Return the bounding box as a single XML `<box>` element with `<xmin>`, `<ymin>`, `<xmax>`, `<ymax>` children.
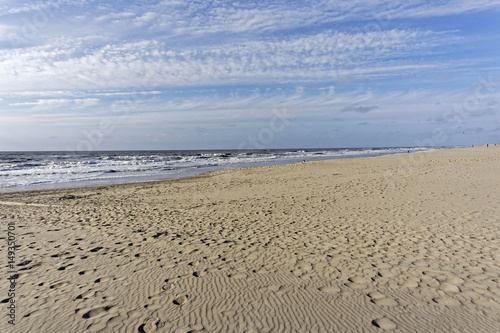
<box><xmin>1</xmin><ymin>146</ymin><xmax>499</xmax><ymax>332</ymax></box>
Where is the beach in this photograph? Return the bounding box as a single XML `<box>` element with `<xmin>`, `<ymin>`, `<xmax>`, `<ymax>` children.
<box><xmin>1</xmin><ymin>146</ymin><xmax>499</xmax><ymax>332</ymax></box>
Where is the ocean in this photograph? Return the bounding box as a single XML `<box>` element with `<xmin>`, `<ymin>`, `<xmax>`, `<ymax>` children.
<box><xmin>0</xmin><ymin>147</ymin><xmax>432</xmax><ymax>191</ymax></box>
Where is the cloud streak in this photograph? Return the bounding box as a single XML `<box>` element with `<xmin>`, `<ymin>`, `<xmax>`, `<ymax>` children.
<box><xmin>82</xmin><ymin>1</ymin><xmax>500</xmax><ymax>38</ymax></box>
<box><xmin>10</xmin><ymin>98</ymin><xmax>99</xmax><ymax>110</ymax></box>
<box><xmin>0</xmin><ymin>28</ymin><xmax>452</xmax><ymax>92</ymax></box>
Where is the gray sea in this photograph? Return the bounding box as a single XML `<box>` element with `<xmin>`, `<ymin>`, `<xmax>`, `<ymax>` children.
<box><xmin>0</xmin><ymin>147</ymin><xmax>435</xmax><ymax>191</ymax></box>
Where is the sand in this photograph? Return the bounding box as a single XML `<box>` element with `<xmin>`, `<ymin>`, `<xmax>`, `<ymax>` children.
<box><xmin>1</xmin><ymin>146</ymin><xmax>499</xmax><ymax>332</ymax></box>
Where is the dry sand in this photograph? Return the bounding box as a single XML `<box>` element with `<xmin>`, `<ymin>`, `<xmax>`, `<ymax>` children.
<box><xmin>1</xmin><ymin>146</ymin><xmax>499</xmax><ymax>332</ymax></box>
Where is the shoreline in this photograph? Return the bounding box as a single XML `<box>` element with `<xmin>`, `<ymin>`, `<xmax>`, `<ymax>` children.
<box><xmin>1</xmin><ymin>145</ymin><xmax>499</xmax><ymax>332</ymax></box>
<box><xmin>0</xmin><ymin>147</ymin><xmax>438</xmax><ymax>194</ymax></box>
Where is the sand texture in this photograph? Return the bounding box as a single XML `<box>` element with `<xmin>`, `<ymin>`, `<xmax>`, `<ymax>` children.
<box><xmin>1</xmin><ymin>146</ymin><xmax>499</xmax><ymax>332</ymax></box>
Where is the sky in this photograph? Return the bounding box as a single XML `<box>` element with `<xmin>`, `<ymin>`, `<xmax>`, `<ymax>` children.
<box><xmin>0</xmin><ymin>0</ymin><xmax>500</xmax><ymax>151</ymax></box>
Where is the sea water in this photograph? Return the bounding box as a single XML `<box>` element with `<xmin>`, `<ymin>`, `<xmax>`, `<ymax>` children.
<box><xmin>0</xmin><ymin>147</ymin><xmax>432</xmax><ymax>191</ymax></box>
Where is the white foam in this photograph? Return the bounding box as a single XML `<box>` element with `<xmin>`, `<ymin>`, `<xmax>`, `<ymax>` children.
<box><xmin>0</xmin><ymin>147</ymin><xmax>431</xmax><ymax>190</ymax></box>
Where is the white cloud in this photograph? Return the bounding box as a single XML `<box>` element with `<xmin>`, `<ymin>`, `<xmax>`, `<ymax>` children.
<box><xmin>0</xmin><ymin>0</ymin><xmax>88</xmax><ymax>16</ymax></box>
<box><xmin>0</xmin><ymin>0</ymin><xmax>498</xmax><ymax>151</ymax></box>
<box><xmin>82</xmin><ymin>1</ymin><xmax>500</xmax><ymax>38</ymax></box>
<box><xmin>0</xmin><ymin>28</ymin><xmax>450</xmax><ymax>92</ymax></box>
<box><xmin>10</xmin><ymin>98</ymin><xmax>99</xmax><ymax>110</ymax></box>
<box><xmin>4</xmin><ymin>86</ymin><xmax>495</xmax><ymax>130</ymax></box>
<box><xmin>0</xmin><ymin>1</ymin><xmax>492</xmax><ymax>94</ymax></box>
<box><xmin>8</xmin><ymin>90</ymin><xmax>76</xmax><ymax>97</ymax></box>
<box><xmin>95</xmin><ymin>11</ymin><xmax>135</xmax><ymax>23</ymax></box>
<box><xmin>133</xmin><ymin>11</ymin><xmax>157</xmax><ymax>26</ymax></box>
<box><xmin>93</xmin><ymin>91</ymin><xmax>162</xmax><ymax>96</ymax></box>
<box><xmin>102</xmin><ymin>87</ymin><xmax>454</xmax><ymax>124</ymax></box>
<box><xmin>385</xmin><ymin>0</ymin><xmax>500</xmax><ymax>19</ymax></box>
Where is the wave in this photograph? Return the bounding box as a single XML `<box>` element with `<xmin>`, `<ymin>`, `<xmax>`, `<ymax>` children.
<box><xmin>0</xmin><ymin>147</ymin><xmax>431</xmax><ymax>190</ymax></box>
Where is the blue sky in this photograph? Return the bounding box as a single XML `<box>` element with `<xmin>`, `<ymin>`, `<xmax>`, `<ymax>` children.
<box><xmin>0</xmin><ymin>0</ymin><xmax>499</xmax><ymax>151</ymax></box>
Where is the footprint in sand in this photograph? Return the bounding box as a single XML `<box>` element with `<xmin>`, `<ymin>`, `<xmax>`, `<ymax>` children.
<box><xmin>318</xmin><ymin>286</ymin><xmax>340</xmax><ymax>294</ymax></box>
<box><xmin>471</xmin><ymin>296</ymin><xmax>495</xmax><ymax>306</ymax></box>
<box><xmin>78</xmin><ymin>269</ymin><xmax>95</xmax><ymax>275</ymax></box>
<box><xmin>89</xmin><ymin>246</ymin><xmax>103</xmax><ymax>253</ymax></box>
<box><xmin>94</xmin><ymin>276</ymin><xmax>113</xmax><ymax>283</ymax></box>
<box><xmin>368</xmin><ymin>291</ymin><xmax>398</xmax><ymax>306</ymax></box>
<box><xmin>433</xmin><ymin>297</ymin><xmax>460</xmax><ymax>306</ymax></box>
<box><xmin>18</xmin><ymin>260</ymin><xmax>32</xmax><ymax>267</ymax></box>
<box><xmin>49</xmin><ymin>281</ymin><xmax>69</xmax><ymax>289</ymax></box>
<box><xmin>372</xmin><ymin>317</ymin><xmax>397</xmax><ymax>330</ymax></box>
<box><xmin>446</xmin><ymin>276</ymin><xmax>465</xmax><ymax>285</ymax></box>
<box><xmin>276</xmin><ymin>286</ymin><xmax>293</xmax><ymax>296</ymax></box>
<box><xmin>229</xmin><ymin>273</ymin><xmax>247</xmax><ymax>279</ymax></box>
<box><xmin>173</xmin><ymin>295</ymin><xmax>188</xmax><ymax>305</ymax></box>
<box><xmin>139</xmin><ymin>317</ymin><xmax>160</xmax><ymax>333</ymax></box>
<box><xmin>401</xmin><ymin>280</ymin><xmax>419</xmax><ymax>288</ymax></box>
<box><xmin>368</xmin><ymin>291</ymin><xmax>385</xmax><ymax>299</ymax></box>
<box><xmin>439</xmin><ymin>283</ymin><xmax>460</xmax><ymax>293</ymax></box>
<box><xmin>373</xmin><ymin>298</ymin><xmax>398</xmax><ymax>306</ymax></box>
<box><xmin>19</xmin><ymin>262</ymin><xmax>42</xmax><ymax>271</ymax></box>
<box><xmin>76</xmin><ymin>290</ymin><xmax>96</xmax><ymax>300</ymax></box>
<box><xmin>162</xmin><ymin>283</ymin><xmax>174</xmax><ymax>291</ymax></box>
<box><xmin>23</xmin><ymin>309</ymin><xmax>44</xmax><ymax>319</ymax></box>
<box><xmin>193</xmin><ymin>270</ymin><xmax>206</xmax><ymax>277</ymax></box>
<box><xmin>349</xmin><ymin>276</ymin><xmax>370</xmax><ymax>284</ymax></box>
<box><xmin>126</xmin><ymin>310</ymin><xmax>142</xmax><ymax>319</ymax></box>
<box><xmin>268</xmin><ymin>285</ymin><xmax>281</xmax><ymax>292</ymax></box>
<box><xmin>378</xmin><ymin>269</ymin><xmax>396</xmax><ymax>277</ymax></box>
<box><xmin>82</xmin><ymin>305</ymin><xmax>115</xmax><ymax>319</ymax></box>
<box><xmin>346</xmin><ymin>276</ymin><xmax>370</xmax><ymax>288</ymax></box>
<box><xmin>144</xmin><ymin>303</ymin><xmax>163</xmax><ymax>310</ymax></box>
<box><xmin>57</xmin><ymin>263</ymin><xmax>74</xmax><ymax>271</ymax></box>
